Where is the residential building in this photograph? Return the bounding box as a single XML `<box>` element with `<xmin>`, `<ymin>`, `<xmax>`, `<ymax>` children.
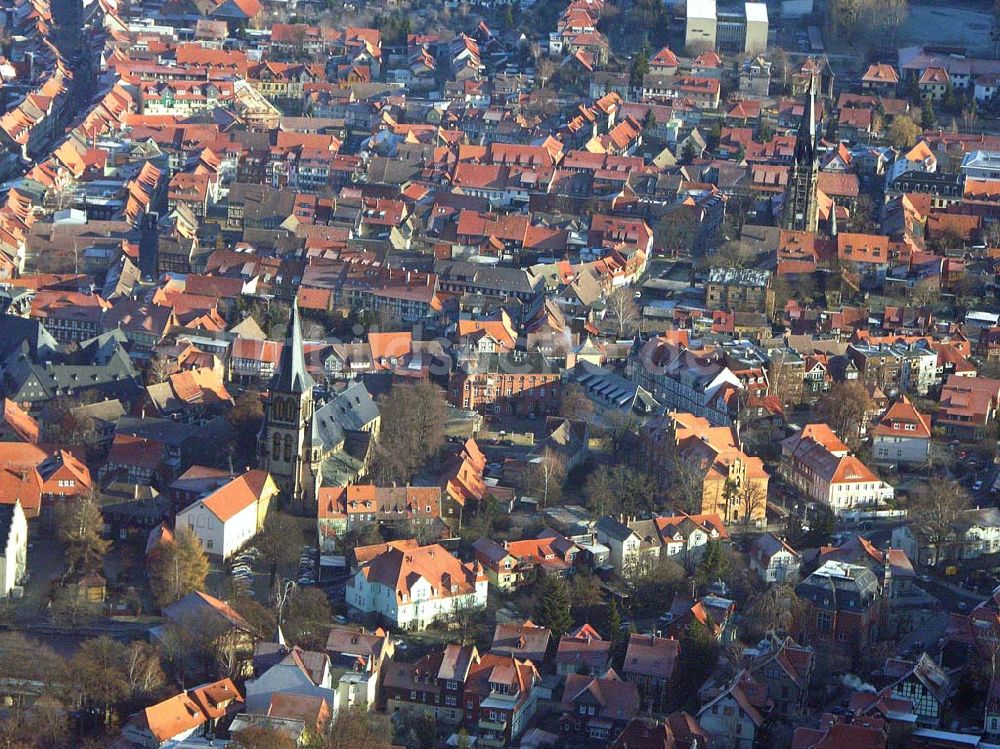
<box><xmin>382</xmin><ymin>643</ymin><xmax>477</xmax><ymax>725</ymax></box>
<box><xmin>345</xmin><ymin>542</ymin><xmax>488</xmax><ymax>631</ymax></box>
<box><xmin>936</xmin><ymin>375</ymin><xmax>1000</xmax><ymax>440</ymax></box>
<box><xmin>780</xmin><ymin>424</ymin><xmax>894</xmax><ymax>514</ymax></box>
<box><xmin>122</xmin><ymin>679</ymin><xmax>243</xmax><ymax>748</ymax></box>
<box><xmin>643</xmin><ymin>411</ymin><xmax>768</xmax><ymax>526</ymax></box>
<box><xmin>746</xmin><ymin>636</ymin><xmax>814</xmax><ymax>718</ymax></box>
<box><xmin>324</xmin><ymin>625</ymin><xmax>394</xmax><ymax>713</ymax></box>
<box><xmin>627</xmin><ymin>337</ymin><xmax>744</xmax><ymax>426</ymax></box>
<box><xmin>883</xmin><ymin>653</ymin><xmax>952</xmax><ymax>727</ymax></box>
<box><xmin>317</xmin><ymin>485</ymin><xmax>443</xmax><ymax>551</ymax></box>
<box><xmin>556</xmin><ymin>623</ymin><xmax>612</xmax><ymax>676</ymax></box>
<box><xmin>705</xmin><ymin>267</ymin><xmax>775</xmax><ymax>317</ymax></box>
<box><xmin>175</xmin><ymin>471</ymin><xmax>277</xmax><ymax>560</ymax></box>
<box><xmin>611</xmin><ymin>715</ymin><xmax>714</xmax><ymax>749</ymax></box>
<box><xmin>622</xmin><ymin>633</ymin><xmax>680</xmax><ymax>712</ymax></box>
<box><xmin>795</xmin><ymin>561</ymin><xmax>883</xmax><ymax>656</ymax></box>
<box><xmin>245</xmin><ymin>644</ymin><xmax>334</xmax><ymax>714</ymax></box>
<box><xmin>491</xmin><ymin>620</ymin><xmax>551</xmax><ymax>665</ymax></box>
<box><xmin>472</xmin><ymin>531</ymin><xmax>578</xmax><ymax>591</ymax></box>
<box><xmin>464</xmin><ymin>653</ymin><xmax>541</xmax><ymax>748</ymax></box>
<box><xmin>560</xmin><ymin>668</ymin><xmax>640</xmax><ymax>742</ymax></box>
<box><xmin>871</xmin><ymin>397</ymin><xmax>931</xmax><ymax>465</ymax></box>
<box><xmin>892</xmin><ymin>507</ymin><xmax>1000</xmax><ymax>566</ymax></box>
<box><xmin>0</xmin><ymin>500</ymin><xmax>27</xmax><ymax>597</ymax></box>
<box><xmin>697</xmin><ymin>670</ymin><xmax>769</xmax><ymax>749</ymax></box>
<box><xmin>749</xmin><ymin>533</ymin><xmax>801</xmax><ymax>584</ymax></box>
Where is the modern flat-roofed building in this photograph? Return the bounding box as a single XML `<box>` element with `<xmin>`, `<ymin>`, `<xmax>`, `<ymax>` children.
<box><xmin>694</xmin><ymin>2</ymin><xmax>768</xmax><ymax>55</ymax></box>
<box><xmin>685</xmin><ymin>0</ymin><xmax>718</xmax><ymax>52</ymax></box>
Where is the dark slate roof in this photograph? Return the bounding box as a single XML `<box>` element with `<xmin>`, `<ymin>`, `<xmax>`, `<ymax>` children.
<box><xmin>317</xmin><ymin>381</ymin><xmax>380</xmax><ymax>432</ymax></box>
<box><xmin>0</xmin><ymin>314</ymin><xmax>58</xmax><ymax>363</ymax></box>
<box><xmin>270</xmin><ymin>303</ymin><xmax>314</xmax><ymax>394</ymax></box>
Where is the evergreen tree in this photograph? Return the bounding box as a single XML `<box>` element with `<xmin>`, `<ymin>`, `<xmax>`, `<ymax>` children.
<box><xmin>629</xmin><ymin>44</ymin><xmax>650</xmax><ymax>89</ymax></box>
<box><xmin>694</xmin><ymin>538</ymin><xmax>729</xmax><ymax>588</ymax></box>
<box><xmin>533</xmin><ymin>575</ymin><xmax>572</xmax><ymax>637</ymax></box>
<box><xmin>642</xmin><ymin>108</ymin><xmax>657</xmax><ymax>133</ymax></box>
<box><xmin>503</xmin><ymin>4</ymin><xmax>515</xmax><ymax>29</ymax></box>
<box><xmin>921</xmin><ymin>98</ymin><xmax>935</xmax><ymax>130</ymax></box>
<box><xmin>606</xmin><ymin>597</ymin><xmax>622</xmax><ymax>641</ymax></box>
<box><xmin>673</xmin><ymin>620</ymin><xmax>720</xmax><ymax>709</ymax></box>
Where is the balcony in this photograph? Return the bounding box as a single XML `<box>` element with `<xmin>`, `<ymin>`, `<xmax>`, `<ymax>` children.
<box><xmin>479</xmin><ymin>719</ymin><xmax>508</xmax><ymax>731</ymax></box>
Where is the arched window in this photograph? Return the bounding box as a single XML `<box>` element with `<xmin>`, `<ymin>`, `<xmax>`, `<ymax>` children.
<box><xmin>272</xmin><ymin>433</ymin><xmax>281</xmax><ymax>461</ymax></box>
<box><xmin>284</xmin><ymin>434</ymin><xmax>292</xmax><ymax>462</ymax></box>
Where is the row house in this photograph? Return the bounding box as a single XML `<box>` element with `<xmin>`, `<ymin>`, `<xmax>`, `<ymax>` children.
<box><xmin>626</xmin><ymin>336</ymin><xmax>743</xmax><ymax>426</ymax></box>
<box><xmin>139</xmin><ymin>80</ymin><xmax>235</xmax><ymax>117</ymax></box>
<box><xmin>383</xmin><ymin>645</ymin><xmax>541</xmax><ymax>748</ymax></box>
<box><xmin>936</xmin><ymin>374</ymin><xmax>1000</xmax><ymax>440</ymax></box>
<box><xmin>472</xmin><ymin>530</ymin><xmax>579</xmax><ymax>591</ymax></box>
<box><xmin>848</xmin><ymin>341</ymin><xmax>938</xmax><ymax>396</ymax></box>
<box><xmin>247</xmin><ymin>62</ymin><xmax>324</xmax><ymax>105</ymax></box>
<box><xmin>316</xmin><ymin>485</ymin><xmax>442</xmax><ymax>551</ymax></box>
<box><xmin>595</xmin><ymin>513</ymin><xmax>730</xmax><ymax>575</ymax></box>
<box><xmin>892</xmin><ymin>507</ymin><xmax>1000</xmax><ymax>566</ymax></box>
<box><xmin>780</xmin><ymin>424</ymin><xmax>894</xmax><ymax>515</ymax></box>
<box><xmin>29</xmin><ymin>290</ymin><xmax>111</xmax><ymax>343</ymax></box>
<box><xmin>449</xmin><ymin>351</ymin><xmax>562</xmax><ymax>417</ymax></box>
<box><xmin>383</xmin><ymin>643</ymin><xmax>478</xmax><ymax>726</ymax></box>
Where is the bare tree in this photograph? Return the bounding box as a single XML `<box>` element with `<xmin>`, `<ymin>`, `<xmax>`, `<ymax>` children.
<box><xmin>537</xmin><ymin>57</ymin><xmax>556</xmax><ymax>89</ymax></box>
<box><xmin>909</xmin><ymin>477</ymin><xmax>970</xmax><ymax>566</ymax></box>
<box><xmin>606</xmin><ymin>286</ymin><xmax>640</xmax><ymax>338</ymax></box>
<box><xmin>815</xmin><ymin>381</ymin><xmax>874</xmax><ymax>450</ymax></box>
<box><xmin>560</xmin><ymin>384</ymin><xmax>595</xmax><ymax>421</ymax></box>
<box><xmin>526</xmin><ymin>448</ymin><xmax>565</xmax><ymax>509</ymax></box>
<box><xmin>735</xmin><ymin>480</ymin><xmax>768</xmax><ymax>529</ymax></box>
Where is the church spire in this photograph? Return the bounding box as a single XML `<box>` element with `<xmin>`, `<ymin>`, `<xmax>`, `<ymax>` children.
<box><xmin>270</xmin><ymin>302</ymin><xmax>314</xmax><ymax>394</ymax></box>
<box><xmin>830</xmin><ymin>198</ymin><xmax>838</xmax><ymax>236</ymax></box>
<box><xmin>794</xmin><ymin>79</ymin><xmax>817</xmax><ymax>167</ymax></box>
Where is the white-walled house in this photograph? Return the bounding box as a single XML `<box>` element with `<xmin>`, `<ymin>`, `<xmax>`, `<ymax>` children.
<box><xmin>697</xmin><ymin>671</ymin><xmax>766</xmax><ymax>749</ymax></box>
<box><xmin>780</xmin><ymin>424</ymin><xmax>894</xmax><ymax>515</ymax></box>
<box><xmin>245</xmin><ymin>646</ymin><xmax>335</xmax><ymax>713</ymax></box>
<box><xmin>892</xmin><ymin>507</ymin><xmax>1000</xmax><ymax>566</ymax></box>
<box><xmin>346</xmin><ymin>542</ymin><xmax>488</xmax><ymax>630</ymax></box>
<box><xmin>749</xmin><ymin>533</ymin><xmax>801</xmax><ymax>584</ymax></box>
<box><xmin>176</xmin><ymin>470</ymin><xmax>277</xmax><ymax>560</ymax></box>
<box><xmin>872</xmin><ymin>397</ymin><xmax>931</xmax><ymax>466</ymax></box>
<box><xmin>0</xmin><ymin>500</ymin><xmax>27</xmax><ymax>597</ymax></box>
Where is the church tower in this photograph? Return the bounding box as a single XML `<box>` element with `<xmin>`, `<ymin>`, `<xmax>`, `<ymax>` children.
<box><xmin>783</xmin><ymin>82</ymin><xmax>820</xmax><ymax>233</ymax></box>
<box><xmin>260</xmin><ymin>303</ymin><xmax>317</xmax><ymax>514</ymax></box>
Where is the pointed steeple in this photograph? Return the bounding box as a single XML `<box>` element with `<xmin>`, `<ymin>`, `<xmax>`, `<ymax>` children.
<box><xmin>270</xmin><ymin>302</ymin><xmax>314</xmax><ymax>394</ymax></box>
<box><xmin>794</xmin><ymin>79</ymin><xmax>817</xmax><ymax>166</ymax></box>
<box><xmin>830</xmin><ymin>198</ymin><xmax>838</xmax><ymax>237</ymax></box>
